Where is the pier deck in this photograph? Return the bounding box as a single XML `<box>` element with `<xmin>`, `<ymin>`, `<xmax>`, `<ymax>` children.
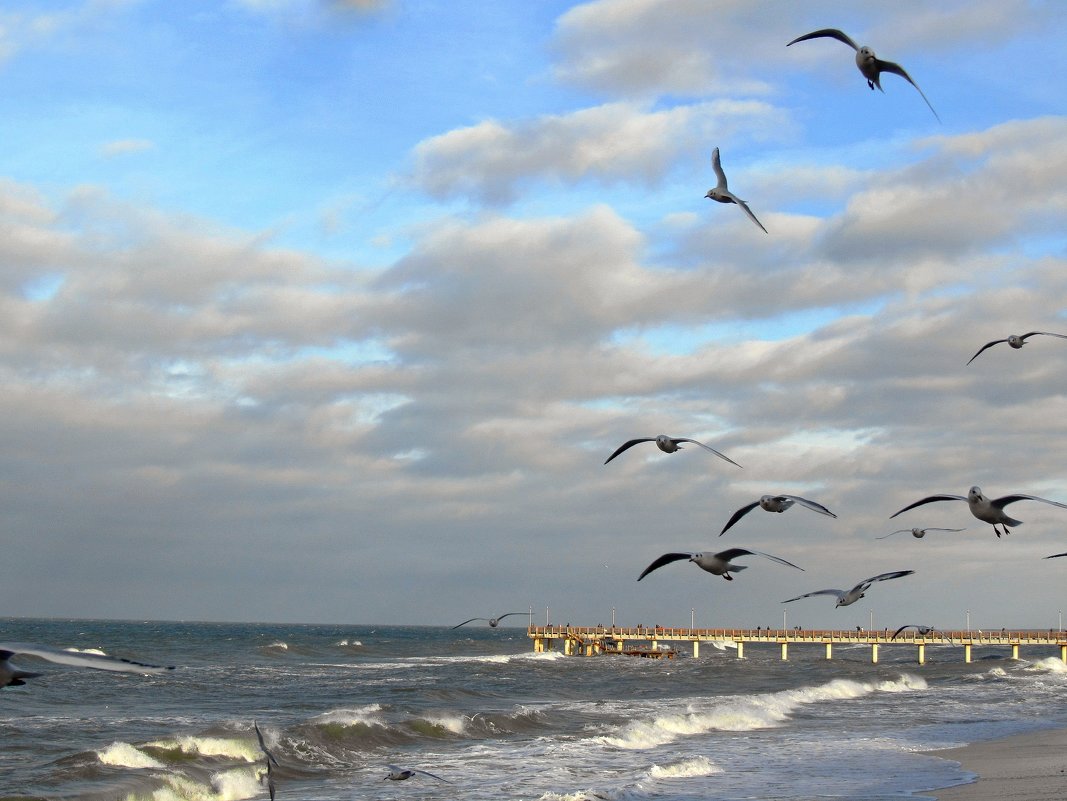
<box><xmin>528</xmin><ymin>625</ymin><xmax>1067</xmax><ymax>663</ymax></box>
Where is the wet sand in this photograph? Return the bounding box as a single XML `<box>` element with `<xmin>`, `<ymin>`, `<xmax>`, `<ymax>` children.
<box><xmin>923</xmin><ymin>727</ymin><xmax>1067</xmax><ymax>800</ymax></box>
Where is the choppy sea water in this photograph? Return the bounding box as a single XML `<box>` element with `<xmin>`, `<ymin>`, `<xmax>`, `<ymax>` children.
<box><xmin>3</xmin><ymin>618</ymin><xmax>1067</xmax><ymax>801</ymax></box>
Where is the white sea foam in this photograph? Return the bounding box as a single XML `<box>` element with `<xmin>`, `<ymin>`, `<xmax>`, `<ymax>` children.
<box><xmin>1024</xmin><ymin>656</ymin><xmax>1067</xmax><ymax>674</ymax></box>
<box><xmin>66</xmin><ymin>647</ymin><xmax>108</xmax><ymax>656</ymax></box>
<box><xmin>597</xmin><ymin>674</ymin><xmax>926</xmax><ymax>750</ymax></box>
<box><xmin>97</xmin><ymin>742</ymin><xmax>165</xmax><ymax>769</ymax></box>
<box><xmin>126</xmin><ymin>767</ymin><xmax>262</xmax><ymax>801</ymax></box>
<box><xmin>265</xmin><ymin>641</ymin><xmax>288</xmax><ymax>650</ymax></box>
<box><xmin>648</xmin><ymin>755</ymin><xmax>722</xmax><ymax>778</ymax></box>
<box><xmin>334</xmin><ymin>639</ymin><xmax>363</xmax><ymax>646</ymax></box>
<box><xmin>145</xmin><ymin>735</ymin><xmax>262</xmax><ymax>763</ymax></box>
<box><xmin>310</xmin><ymin>704</ymin><xmax>385</xmax><ymax>727</ymax></box>
<box><xmin>420</xmin><ymin>713</ymin><xmax>470</xmax><ymax>734</ymax></box>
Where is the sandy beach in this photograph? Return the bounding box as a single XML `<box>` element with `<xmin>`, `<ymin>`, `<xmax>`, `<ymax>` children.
<box><xmin>923</xmin><ymin>726</ymin><xmax>1067</xmax><ymax>800</ymax></box>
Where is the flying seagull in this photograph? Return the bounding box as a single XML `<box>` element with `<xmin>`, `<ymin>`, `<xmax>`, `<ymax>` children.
<box><xmin>604</xmin><ymin>433</ymin><xmax>741</xmax><ymax>467</ymax></box>
<box><xmin>787</xmin><ymin>28</ymin><xmax>939</xmax><ymax>122</ymax></box>
<box><xmin>452</xmin><ymin>612</ymin><xmax>526</xmax><ymax>629</ymax></box>
<box><xmin>891</xmin><ymin>624</ymin><xmax>935</xmax><ymax>640</ymax></box>
<box><xmin>637</xmin><ymin>548</ymin><xmax>804</xmax><ymax>582</ymax></box>
<box><xmin>890</xmin><ymin>486</ymin><xmax>1067</xmax><ymax>538</ymax></box>
<box><xmin>966</xmin><ymin>331</ymin><xmax>1067</xmax><ymax>365</ymax></box>
<box><xmin>705</xmin><ymin>147</ymin><xmax>768</xmax><ymax>234</ymax></box>
<box><xmin>783</xmin><ymin>570</ymin><xmax>914</xmax><ymax>607</ymax></box>
<box><xmin>0</xmin><ymin>642</ymin><xmax>174</xmax><ymax>688</ymax></box>
<box><xmin>719</xmin><ymin>494</ymin><xmax>836</xmax><ymax>536</ymax></box>
<box><xmin>876</xmin><ymin>527</ymin><xmax>965</xmax><ymax>540</ymax></box>
<box><xmin>254</xmin><ymin>721</ymin><xmax>279</xmax><ymax>801</ymax></box>
<box><xmin>385</xmin><ymin>765</ymin><xmax>451</xmax><ymax>783</ymax></box>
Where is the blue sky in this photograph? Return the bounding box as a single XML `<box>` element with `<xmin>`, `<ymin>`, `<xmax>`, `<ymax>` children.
<box><xmin>2</xmin><ymin>0</ymin><xmax>1067</xmax><ymax>629</ymax></box>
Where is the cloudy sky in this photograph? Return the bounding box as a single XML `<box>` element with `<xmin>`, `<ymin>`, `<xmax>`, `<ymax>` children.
<box><xmin>3</xmin><ymin>0</ymin><xmax>1067</xmax><ymax>630</ymax></box>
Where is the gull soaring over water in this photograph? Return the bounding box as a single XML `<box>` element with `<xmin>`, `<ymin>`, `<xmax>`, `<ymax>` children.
<box><xmin>385</xmin><ymin>765</ymin><xmax>451</xmax><ymax>783</ymax></box>
<box><xmin>891</xmin><ymin>624</ymin><xmax>935</xmax><ymax>640</ymax></box>
<box><xmin>787</xmin><ymin>28</ymin><xmax>940</xmax><ymax>122</ymax></box>
<box><xmin>876</xmin><ymin>527</ymin><xmax>965</xmax><ymax>540</ymax></box>
<box><xmin>890</xmin><ymin>486</ymin><xmax>1067</xmax><ymax>538</ymax></box>
<box><xmin>0</xmin><ymin>642</ymin><xmax>174</xmax><ymax>688</ymax></box>
<box><xmin>604</xmin><ymin>434</ymin><xmax>741</xmax><ymax>468</ymax></box>
<box><xmin>705</xmin><ymin>147</ymin><xmax>768</xmax><ymax>234</ymax></box>
<box><xmin>783</xmin><ymin>570</ymin><xmax>914</xmax><ymax>607</ymax></box>
<box><xmin>719</xmin><ymin>494</ymin><xmax>836</xmax><ymax>536</ymax></box>
<box><xmin>254</xmin><ymin>721</ymin><xmax>280</xmax><ymax>801</ymax></box>
<box><xmin>966</xmin><ymin>331</ymin><xmax>1067</xmax><ymax>365</ymax></box>
<box><xmin>637</xmin><ymin>548</ymin><xmax>803</xmax><ymax>582</ymax></box>
<box><xmin>452</xmin><ymin>612</ymin><xmax>526</xmax><ymax>629</ymax></box>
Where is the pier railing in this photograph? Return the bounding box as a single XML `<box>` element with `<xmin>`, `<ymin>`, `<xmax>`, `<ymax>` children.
<box><xmin>527</xmin><ymin>625</ymin><xmax>1067</xmax><ymax>664</ymax></box>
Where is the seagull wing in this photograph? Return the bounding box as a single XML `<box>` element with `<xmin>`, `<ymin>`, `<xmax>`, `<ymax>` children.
<box><xmin>451</xmin><ymin>618</ymin><xmax>489</xmax><ymax>630</ymax></box>
<box><xmin>717</xmin><ymin>548</ymin><xmax>803</xmax><ymax>571</ymax></box>
<box><xmin>719</xmin><ymin>501</ymin><xmax>761</xmax><ymax>536</ymax></box>
<box><xmin>783</xmin><ymin>495</ymin><xmax>837</xmax><ymax>518</ymax></box>
<box><xmin>254</xmin><ymin>721</ymin><xmax>280</xmax><ymax>766</ymax></box>
<box><xmin>782</xmin><ymin>589</ymin><xmax>843</xmax><ymax>603</ymax></box>
<box><xmin>876</xmin><ymin>529</ymin><xmax>911</xmax><ymax>540</ymax></box>
<box><xmin>889</xmin><ymin>495</ymin><xmax>966</xmax><ymax>518</ymax></box>
<box><xmin>1045</xmin><ymin>552</ymin><xmax>1067</xmax><ymax>559</ymax></box>
<box><xmin>711</xmin><ymin>147</ymin><xmax>728</xmax><ymax>191</ymax></box>
<box><xmin>412</xmin><ymin>768</ymin><xmax>451</xmax><ymax>783</ymax></box>
<box><xmin>731</xmin><ymin>196</ymin><xmax>769</xmax><ymax>234</ymax></box>
<box><xmin>967</xmin><ymin>339</ymin><xmax>1007</xmax><ymax>365</ymax></box>
<box><xmin>0</xmin><ymin>643</ymin><xmax>173</xmax><ymax>675</ymax></box>
<box><xmin>786</xmin><ymin>28</ymin><xmax>859</xmax><ymax>51</ymax></box>
<box><xmin>891</xmin><ymin>624</ymin><xmax>929</xmax><ymax>640</ymax></box>
<box><xmin>852</xmin><ymin>570</ymin><xmax>915</xmax><ymax>594</ymax></box>
<box><xmin>675</xmin><ymin>438</ymin><xmax>742</xmax><ymax>468</ymax></box>
<box><xmin>1024</xmin><ymin>331</ymin><xmax>1067</xmax><ymax>341</ymax></box>
<box><xmin>492</xmin><ymin>612</ymin><xmax>527</xmax><ymax>623</ymax></box>
<box><xmin>993</xmin><ymin>494</ymin><xmax>1067</xmax><ymax>511</ymax></box>
<box><xmin>638</xmin><ymin>553</ymin><xmax>693</xmax><ymax>581</ymax></box>
<box><xmin>876</xmin><ymin>59</ymin><xmax>940</xmax><ymax>121</ymax></box>
<box><xmin>604</xmin><ymin>438</ymin><xmax>654</xmax><ymax>464</ymax></box>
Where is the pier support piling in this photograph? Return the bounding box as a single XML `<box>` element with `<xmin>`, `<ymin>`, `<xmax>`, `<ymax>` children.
<box><xmin>824</xmin><ymin>642</ymin><xmax>832</xmax><ymax>660</ymax></box>
<box><xmin>964</xmin><ymin>643</ymin><xmax>972</xmax><ymax>663</ymax></box>
<box><xmin>917</xmin><ymin>643</ymin><xmax>926</xmax><ymax>665</ymax></box>
<box><xmin>871</xmin><ymin>644</ymin><xmax>879</xmax><ymax>664</ymax></box>
<box><xmin>780</xmin><ymin>642</ymin><xmax>789</xmax><ymax>661</ymax></box>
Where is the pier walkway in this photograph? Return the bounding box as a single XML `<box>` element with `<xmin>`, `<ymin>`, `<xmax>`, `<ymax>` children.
<box><xmin>528</xmin><ymin>625</ymin><xmax>1067</xmax><ymax>664</ymax></box>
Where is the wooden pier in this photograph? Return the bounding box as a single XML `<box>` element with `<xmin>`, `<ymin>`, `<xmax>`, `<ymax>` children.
<box><xmin>528</xmin><ymin>625</ymin><xmax>1067</xmax><ymax>664</ymax></box>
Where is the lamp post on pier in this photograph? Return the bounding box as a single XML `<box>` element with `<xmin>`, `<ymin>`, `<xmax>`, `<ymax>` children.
<box><xmin>966</xmin><ymin>609</ymin><xmax>971</xmax><ymax>634</ymax></box>
<box><xmin>691</xmin><ymin>608</ymin><xmax>695</xmax><ymax>629</ymax></box>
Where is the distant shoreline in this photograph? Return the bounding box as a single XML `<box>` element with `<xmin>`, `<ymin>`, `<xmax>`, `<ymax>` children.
<box><xmin>921</xmin><ymin>726</ymin><xmax>1067</xmax><ymax>800</ymax></box>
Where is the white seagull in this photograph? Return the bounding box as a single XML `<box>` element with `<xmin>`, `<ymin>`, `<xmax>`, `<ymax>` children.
<box><xmin>637</xmin><ymin>548</ymin><xmax>803</xmax><ymax>582</ymax></box>
<box><xmin>254</xmin><ymin>721</ymin><xmax>280</xmax><ymax>801</ymax></box>
<box><xmin>719</xmin><ymin>494</ymin><xmax>836</xmax><ymax>536</ymax></box>
<box><xmin>385</xmin><ymin>765</ymin><xmax>451</xmax><ymax>783</ymax></box>
<box><xmin>0</xmin><ymin>642</ymin><xmax>174</xmax><ymax>688</ymax></box>
<box><xmin>787</xmin><ymin>28</ymin><xmax>939</xmax><ymax>122</ymax></box>
<box><xmin>876</xmin><ymin>527</ymin><xmax>965</xmax><ymax>540</ymax></box>
<box><xmin>783</xmin><ymin>570</ymin><xmax>914</xmax><ymax>607</ymax></box>
<box><xmin>604</xmin><ymin>434</ymin><xmax>741</xmax><ymax>468</ymax></box>
<box><xmin>966</xmin><ymin>331</ymin><xmax>1067</xmax><ymax>365</ymax></box>
<box><xmin>452</xmin><ymin>612</ymin><xmax>526</xmax><ymax>630</ymax></box>
<box><xmin>705</xmin><ymin>147</ymin><xmax>768</xmax><ymax>234</ymax></box>
<box><xmin>890</xmin><ymin>486</ymin><xmax>1067</xmax><ymax>538</ymax></box>
<box><xmin>891</xmin><ymin>624</ymin><xmax>935</xmax><ymax>640</ymax></box>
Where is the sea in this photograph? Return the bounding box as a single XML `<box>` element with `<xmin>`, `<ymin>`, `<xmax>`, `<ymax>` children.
<box><xmin>3</xmin><ymin>618</ymin><xmax>1067</xmax><ymax>801</ymax></box>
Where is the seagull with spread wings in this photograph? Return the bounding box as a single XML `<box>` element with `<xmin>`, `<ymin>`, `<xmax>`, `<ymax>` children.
<box><xmin>787</xmin><ymin>28</ymin><xmax>939</xmax><ymax>121</ymax></box>
<box><xmin>783</xmin><ymin>570</ymin><xmax>914</xmax><ymax>607</ymax></box>
<box><xmin>891</xmin><ymin>624</ymin><xmax>935</xmax><ymax>640</ymax></box>
<box><xmin>876</xmin><ymin>527</ymin><xmax>965</xmax><ymax>540</ymax></box>
<box><xmin>966</xmin><ymin>331</ymin><xmax>1067</xmax><ymax>365</ymax></box>
<box><xmin>705</xmin><ymin>147</ymin><xmax>768</xmax><ymax>233</ymax></box>
<box><xmin>637</xmin><ymin>548</ymin><xmax>803</xmax><ymax>582</ymax></box>
<box><xmin>719</xmin><ymin>494</ymin><xmax>836</xmax><ymax>536</ymax></box>
<box><xmin>1</xmin><ymin>642</ymin><xmax>174</xmax><ymax>688</ymax></box>
<box><xmin>890</xmin><ymin>486</ymin><xmax>1067</xmax><ymax>538</ymax></box>
<box><xmin>385</xmin><ymin>765</ymin><xmax>451</xmax><ymax>783</ymax></box>
<box><xmin>254</xmin><ymin>721</ymin><xmax>280</xmax><ymax>801</ymax></box>
<box><xmin>452</xmin><ymin>612</ymin><xmax>526</xmax><ymax>630</ymax></box>
<box><xmin>604</xmin><ymin>433</ymin><xmax>741</xmax><ymax>467</ymax></box>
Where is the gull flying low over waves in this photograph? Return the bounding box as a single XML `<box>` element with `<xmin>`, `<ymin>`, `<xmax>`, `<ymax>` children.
<box><xmin>637</xmin><ymin>548</ymin><xmax>803</xmax><ymax>582</ymax></box>
<box><xmin>452</xmin><ymin>612</ymin><xmax>526</xmax><ymax>629</ymax></box>
<box><xmin>782</xmin><ymin>570</ymin><xmax>914</xmax><ymax>608</ymax></box>
<box><xmin>891</xmin><ymin>624</ymin><xmax>935</xmax><ymax>640</ymax></box>
<box><xmin>604</xmin><ymin>433</ymin><xmax>741</xmax><ymax>468</ymax></box>
<box><xmin>705</xmin><ymin>147</ymin><xmax>768</xmax><ymax>234</ymax></box>
<box><xmin>254</xmin><ymin>721</ymin><xmax>279</xmax><ymax>801</ymax></box>
<box><xmin>966</xmin><ymin>331</ymin><xmax>1067</xmax><ymax>365</ymax></box>
<box><xmin>890</xmin><ymin>486</ymin><xmax>1067</xmax><ymax>538</ymax></box>
<box><xmin>0</xmin><ymin>642</ymin><xmax>174</xmax><ymax>688</ymax></box>
<box><xmin>876</xmin><ymin>527</ymin><xmax>965</xmax><ymax>540</ymax></box>
<box><xmin>385</xmin><ymin>765</ymin><xmax>451</xmax><ymax>783</ymax></box>
<box><xmin>787</xmin><ymin>28</ymin><xmax>940</xmax><ymax>122</ymax></box>
<box><xmin>719</xmin><ymin>494</ymin><xmax>836</xmax><ymax>536</ymax></box>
